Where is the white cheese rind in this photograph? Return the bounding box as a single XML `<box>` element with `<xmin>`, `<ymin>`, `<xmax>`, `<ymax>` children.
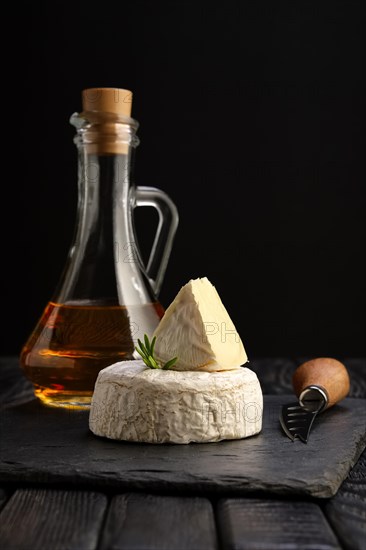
<box><xmin>89</xmin><ymin>360</ymin><xmax>263</xmax><ymax>444</ymax></box>
<box><xmin>153</xmin><ymin>277</ymin><xmax>247</xmax><ymax>372</ymax></box>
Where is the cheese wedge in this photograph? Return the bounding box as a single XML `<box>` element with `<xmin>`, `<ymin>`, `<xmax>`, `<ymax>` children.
<box><xmin>89</xmin><ymin>360</ymin><xmax>263</xmax><ymax>444</ymax></box>
<box><xmin>153</xmin><ymin>277</ymin><xmax>247</xmax><ymax>371</ymax></box>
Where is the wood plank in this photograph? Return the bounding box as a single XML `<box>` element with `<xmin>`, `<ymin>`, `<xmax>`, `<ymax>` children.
<box><xmin>100</xmin><ymin>493</ymin><xmax>218</xmax><ymax>550</ymax></box>
<box><xmin>217</xmin><ymin>499</ymin><xmax>341</xmax><ymax>550</ymax></box>
<box><xmin>342</xmin><ymin>358</ymin><xmax>366</xmax><ymax>398</ymax></box>
<box><xmin>325</xmin><ymin>448</ymin><xmax>366</xmax><ymax>550</ymax></box>
<box><xmin>249</xmin><ymin>358</ymin><xmax>297</xmax><ymax>395</ymax></box>
<box><xmin>0</xmin><ymin>488</ymin><xmax>8</xmax><ymax>511</ymax></box>
<box><xmin>0</xmin><ymin>489</ymin><xmax>107</xmax><ymax>550</ymax></box>
<box><xmin>250</xmin><ymin>357</ymin><xmax>366</xmax><ymax>397</ymax></box>
<box><xmin>0</xmin><ymin>396</ymin><xmax>365</xmax><ymax>498</ymax></box>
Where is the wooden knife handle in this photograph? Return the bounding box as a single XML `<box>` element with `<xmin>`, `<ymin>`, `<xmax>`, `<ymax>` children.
<box><xmin>292</xmin><ymin>357</ymin><xmax>350</xmax><ymax>410</ymax></box>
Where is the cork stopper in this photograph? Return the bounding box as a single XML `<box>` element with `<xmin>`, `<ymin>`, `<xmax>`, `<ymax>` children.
<box><xmin>82</xmin><ymin>87</ymin><xmax>133</xmax><ymax>117</ymax></box>
<box><xmin>80</xmin><ymin>88</ymin><xmax>135</xmax><ymax>154</ymax></box>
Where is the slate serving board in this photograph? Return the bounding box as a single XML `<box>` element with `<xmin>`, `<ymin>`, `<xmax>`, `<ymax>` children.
<box><xmin>0</xmin><ymin>396</ymin><xmax>365</xmax><ymax>498</ymax></box>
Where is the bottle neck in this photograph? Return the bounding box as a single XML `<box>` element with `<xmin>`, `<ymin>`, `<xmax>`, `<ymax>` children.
<box><xmin>76</xmin><ymin>147</ymin><xmax>134</xmax><ymax>243</ymax></box>
<box><xmin>72</xmin><ymin>112</ymin><xmax>139</xmax><ymax>266</ymax></box>
<box><xmin>78</xmin><ymin>149</ymin><xmax>134</xmax><ymax>208</ymax></box>
<box><xmin>54</xmin><ymin>142</ymin><xmax>156</xmax><ymax>306</ymax></box>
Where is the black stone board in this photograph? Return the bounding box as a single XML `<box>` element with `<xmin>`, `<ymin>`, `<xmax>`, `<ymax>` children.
<box><xmin>0</xmin><ymin>396</ymin><xmax>365</xmax><ymax>498</ymax></box>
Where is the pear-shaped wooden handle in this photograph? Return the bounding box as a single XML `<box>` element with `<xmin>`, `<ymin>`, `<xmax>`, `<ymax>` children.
<box><xmin>292</xmin><ymin>357</ymin><xmax>350</xmax><ymax>410</ymax></box>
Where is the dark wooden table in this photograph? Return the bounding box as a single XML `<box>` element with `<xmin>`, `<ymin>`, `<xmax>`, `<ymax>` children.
<box><xmin>0</xmin><ymin>356</ymin><xmax>365</xmax><ymax>550</ymax></box>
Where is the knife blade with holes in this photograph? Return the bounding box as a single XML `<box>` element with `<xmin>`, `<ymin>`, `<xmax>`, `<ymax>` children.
<box><xmin>280</xmin><ymin>358</ymin><xmax>350</xmax><ymax>443</ymax></box>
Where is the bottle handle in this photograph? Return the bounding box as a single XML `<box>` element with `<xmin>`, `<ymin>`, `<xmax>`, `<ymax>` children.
<box><xmin>134</xmin><ymin>186</ymin><xmax>179</xmax><ymax>296</ymax></box>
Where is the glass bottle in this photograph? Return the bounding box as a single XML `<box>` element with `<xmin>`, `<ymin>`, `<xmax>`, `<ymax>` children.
<box><xmin>20</xmin><ymin>87</ymin><xmax>178</xmax><ymax>408</ymax></box>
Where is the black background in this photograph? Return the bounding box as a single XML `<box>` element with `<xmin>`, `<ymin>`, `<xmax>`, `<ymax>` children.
<box><xmin>3</xmin><ymin>1</ymin><xmax>365</xmax><ymax>357</ymax></box>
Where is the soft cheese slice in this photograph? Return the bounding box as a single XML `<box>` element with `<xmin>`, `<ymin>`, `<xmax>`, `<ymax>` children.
<box><xmin>153</xmin><ymin>277</ymin><xmax>247</xmax><ymax>371</ymax></box>
<box><xmin>89</xmin><ymin>360</ymin><xmax>263</xmax><ymax>444</ymax></box>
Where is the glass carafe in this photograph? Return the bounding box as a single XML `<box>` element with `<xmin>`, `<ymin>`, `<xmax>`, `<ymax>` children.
<box><xmin>20</xmin><ymin>87</ymin><xmax>178</xmax><ymax>408</ymax></box>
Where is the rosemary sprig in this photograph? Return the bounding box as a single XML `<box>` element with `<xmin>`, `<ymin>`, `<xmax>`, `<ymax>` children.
<box><xmin>136</xmin><ymin>334</ymin><xmax>178</xmax><ymax>370</ymax></box>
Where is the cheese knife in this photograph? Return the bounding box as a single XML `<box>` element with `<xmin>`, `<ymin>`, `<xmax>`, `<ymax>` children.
<box><xmin>280</xmin><ymin>358</ymin><xmax>350</xmax><ymax>443</ymax></box>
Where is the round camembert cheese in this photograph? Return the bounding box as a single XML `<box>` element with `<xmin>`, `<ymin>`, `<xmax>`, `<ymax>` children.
<box><xmin>89</xmin><ymin>360</ymin><xmax>263</xmax><ymax>444</ymax></box>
